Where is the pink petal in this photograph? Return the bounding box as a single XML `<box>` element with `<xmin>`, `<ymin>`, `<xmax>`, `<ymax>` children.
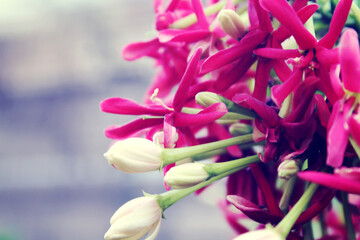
<box><xmin>158</xmin><ymin>29</ymin><xmax>210</xmax><ymax>43</ymax></box>
<box><xmin>326</xmin><ymin>100</ymin><xmax>352</xmax><ymax>167</ymax></box>
<box><xmin>100</xmin><ymin>97</ymin><xmax>171</xmax><ymax>115</ymax></box>
<box><xmin>104</xmin><ymin>118</ymin><xmax>163</xmax><ymax>139</ymax></box>
<box><xmin>252</xmin><ymin>60</ymin><xmax>272</xmax><ymax>102</ymax></box>
<box><xmin>254</xmin><ymin>48</ymin><xmax>301</xmax><ymax>59</ymax></box>
<box><xmin>191</xmin><ymin>0</ymin><xmax>209</xmax><ymax>30</ymax></box>
<box><xmin>315</xmin><ymin>46</ymin><xmax>339</xmax><ymax>66</ymax></box>
<box><xmin>272</xmin><ymin>4</ymin><xmax>318</xmax><ymax>43</ymax></box>
<box><xmin>172</xmin><ymin>47</ymin><xmax>202</xmax><ymax>112</ymax></box>
<box><xmin>122</xmin><ymin>38</ymin><xmax>161</xmax><ymax>61</ymax></box>
<box><xmin>298</xmin><ymin>171</ymin><xmax>360</xmax><ymax>195</ymax></box>
<box><xmin>173</xmin><ymin>102</ymin><xmax>227</xmax><ymax>127</ymax></box>
<box><xmin>200</xmin><ymin>29</ymin><xmax>268</xmax><ymax>74</ymax></box>
<box><xmin>271</xmin><ymin>67</ymin><xmax>303</xmax><ymax>107</ymax></box>
<box><xmin>339</xmin><ymin>28</ymin><xmax>360</xmax><ymax>93</ymax></box>
<box><xmin>318</xmin><ymin>0</ymin><xmax>352</xmax><ymax>49</ymax></box>
<box><xmin>213</xmin><ymin>53</ymin><xmax>256</xmax><ymax>92</ymax></box>
<box><xmin>329</xmin><ymin>64</ymin><xmax>345</xmax><ymax>99</ymax></box>
<box><xmin>314</xmin><ymin>94</ymin><xmax>330</xmax><ymax>127</ymax></box>
<box><xmin>272</xmin><ymin>60</ymin><xmax>292</xmax><ymax>83</ymax></box>
<box><xmin>233</xmin><ymin>93</ymin><xmax>280</xmax><ymax>128</ymax></box>
<box><xmin>261</xmin><ymin>0</ymin><xmax>317</xmax><ymax>49</ymax></box>
<box><xmin>227</xmin><ymin>195</ymin><xmax>282</xmax><ymax>224</ymax></box>
<box><xmin>253</xmin><ymin>0</ymin><xmax>273</xmax><ymax>32</ymax></box>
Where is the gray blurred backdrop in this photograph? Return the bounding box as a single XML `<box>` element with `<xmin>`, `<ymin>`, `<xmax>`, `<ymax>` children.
<box><xmin>0</xmin><ymin>0</ymin><xmax>234</xmax><ymax>239</ymax></box>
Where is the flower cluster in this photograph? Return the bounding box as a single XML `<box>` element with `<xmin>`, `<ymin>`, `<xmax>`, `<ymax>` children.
<box><xmin>101</xmin><ymin>0</ymin><xmax>360</xmax><ymax>239</ymax></box>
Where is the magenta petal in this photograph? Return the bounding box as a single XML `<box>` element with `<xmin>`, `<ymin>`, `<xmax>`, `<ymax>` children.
<box><xmin>272</xmin><ymin>4</ymin><xmax>318</xmax><ymax>43</ymax></box>
<box><xmin>339</xmin><ymin>28</ymin><xmax>360</xmax><ymax>93</ymax></box>
<box><xmin>122</xmin><ymin>38</ymin><xmax>161</xmax><ymax>61</ymax></box>
<box><xmin>254</xmin><ymin>48</ymin><xmax>301</xmax><ymax>59</ymax></box>
<box><xmin>227</xmin><ymin>195</ymin><xmax>282</xmax><ymax>224</ymax></box>
<box><xmin>253</xmin><ymin>60</ymin><xmax>272</xmax><ymax>102</ymax></box>
<box><xmin>100</xmin><ymin>97</ymin><xmax>171</xmax><ymax>115</ymax></box>
<box><xmin>318</xmin><ymin>0</ymin><xmax>352</xmax><ymax>49</ymax></box>
<box><xmin>214</xmin><ymin>53</ymin><xmax>256</xmax><ymax>92</ymax></box>
<box><xmin>191</xmin><ymin>0</ymin><xmax>209</xmax><ymax>30</ymax></box>
<box><xmin>104</xmin><ymin>118</ymin><xmax>163</xmax><ymax>139</ymax></box>
<box><xmin>315</xmin><ymin>46</ymin><xmax>339</xmax><ymax>66</ymax></box>
<box><xmin>261</xmin><ymin>0</ymin><xmax>317</xmax><ymax>49</ymax></box>
<box><xmin>271</xmin><ymin>67</ymin><xmax>303</xmax><ymax>107</ymax></box>
<box><xmin>298</xmin><ymin>171</ymin><xmax>360</xmax><ymax>195</ymax></box>
<box><xmin>200</xmin><ymin>29</ymin><xmax>268</xmax><ymax>74</ymax></box>
<box><xmin>326</xmin><ymin>100</ymin><xmax>351</xmax><ymax>167</ymax></box>
<box><xmin>253</xmin><ymin>0</ymin><xmax>273</xmax><ymax>33</ymax></box>
<box><xmin>173</xmin><ymin>47</ymin><xmax>202</xmax><ymax>112</ymax></box>
<box><xmin>158</xmin><ymin>29</ymin><xmax>210</xmax><ymax>43</ymax></box>
<box><xmin>314</xmin><ymin>94</ymin><xmax>330</xmax><ymax>127</ymax></box>
<box><xmin>233</xmin><ymin>93</ymin><xmax>280</xmax><ymax>128</ymax></box>
<box><xmin>272</xmin><ymin>60</ymin><xmax>292</xmax><ymax>83</ymax></box>
<box><xmin>173</xmin><ymin>102</ymin><xmax>227</xmax><ymax>127</ymax></box>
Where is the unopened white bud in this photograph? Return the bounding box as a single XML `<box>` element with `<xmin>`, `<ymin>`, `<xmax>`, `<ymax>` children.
<box><xmin>104</xmin><ymin>138</ymin><xmax>163</xmax><ymax>173</ymax></box>
<box><xmin>164</xmin><ymin>162</ymin><xmax>209</xmax><ymax>189</ymax></box>
<box><xmin>233</xmin><ymin>229</ymin><xmax>284</xmax><ymax>240</ymax></box>
<box><xmin>218</xmin><ymin>9</ymin><xmax>246</xmax><ymax>40</ymax></box>
<box><xmin>195</xmin><ymin>91</ymin><xmax>222</xmax><ymax>108</ymax></box>
<box><xmin>104</xmin><ymin>196</ymin><xmax>162</xmax><ymax>240</ymax></box>
<box><xmin>278</xmin><ymin>159</ymin><xmax>299</xmax><ymax>179</ymax></box>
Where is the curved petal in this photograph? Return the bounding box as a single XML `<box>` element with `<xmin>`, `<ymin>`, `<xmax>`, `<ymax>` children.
<box><xmin>339</xmin><ymin>28</ymin><xmax>360</xmax><ymax>93</ymax></box>
<box><xmin>122</xmin><ymin>39</ymin><xmax>161</xmax><ymax>61</ymax></box>
<box><xmin>173</xmin><ymin>47</ymin><xmax>202</xmax><ymax>112</ymax></box>
<box><xmin>261</xmin><ymin>0</ymin><xmax>317</xmax><ymax>49</ymax></box>
<box><xmin>100</xmin><ymin>98</ymin><xmax>171</xmax><ymax>115</ymax></box>
<box><xmin>158</xmin><ymin>29</ymin><xmax>210</xmax><ymax>43</ymax></box>
<box><xmin>318</xmin><ymin>0</ymin><xmax>352</xmax><ymax>49</ymax></box>
<box><xmin>298</xmin><ymin>171</ymin><xmax>360</xmax><ymax>194</ymax></box>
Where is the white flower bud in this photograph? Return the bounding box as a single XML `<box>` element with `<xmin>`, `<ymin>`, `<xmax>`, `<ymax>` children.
<box><xmin>277</xmin><ymin>159</ymin><xmax>299</xmax><ymax>180</ymax></box>
<box><xmin>164</xmin><ymin>162</ymin><xmax>209</xmax><ymax>189</ymax></box>
<box><xmin>195</xmin><ymin>91</ymin><xmax>222</xmax><ymax>108</ymax></box>
<box><xmin>229</xmin><ymin>123</ymin><xmax>253</xmax><ymax>136</ymax></box>
<box><xmin>218</xmin><ymin>9</ymin><xmax>246</xmax><ymax>40</ymax></box>
<box><xmin>233</xmin><ymin>229</ymin><xmax>284</xmax><ymax>240</ymax></box>
<box><xmin>104</xmin><ymin>138</ymin><xmax>163</xmax><ymax>173</ymax></box>
<box><xmin>104</xmin><ymin>196</ymin><xmax>162</xmax><ymax>240</ymax></box>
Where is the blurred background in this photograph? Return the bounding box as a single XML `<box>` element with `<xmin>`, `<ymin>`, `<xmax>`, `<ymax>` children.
<box><xmin>0</xmin><ymin>0</ymin><xmax>234</xmax><ymax>239</ymax></box>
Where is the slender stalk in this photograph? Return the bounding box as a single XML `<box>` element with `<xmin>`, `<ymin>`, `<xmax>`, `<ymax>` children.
<box><xmin>205</xmin><ymin>155</ymin><xmax>260</xmax><ymax>176</ymax></box>
<box><xmin>157</xmin><ymin>163</ymin><xmax>245</xmax><ymax>210</ymax></box>
<box><xmin>279</xmin><ymin>176</ymin><xmax>297</xmax><ymax>213</ymax></box>
<box><xmin>275</xmin><ymin>183</ymin><xmax>318</xmax><ymax>237</ymax></box>
<box><xmin>341</xmin><ymin>192</ymin><xmax>356</xmax><ymax>240</ymax></box>
<box><xmin>162</xmin><ymin>134</ymin><xmax>254</xmax><ymax>165</ymax></box>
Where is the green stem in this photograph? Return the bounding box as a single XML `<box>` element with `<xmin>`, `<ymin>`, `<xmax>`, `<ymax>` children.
<box><xmin>341</xmin><ymin>191</ymin><xmax>356</xmax><ymax>240</ymax></box>
<box><xmin>279</xmin><ymin>176</ymin><xmax>297</xmax><ymax>213</ymax></box>
<box><xmin>275</xmin><ymin>183</ymin><xmax>318</xmax><ymax>237</ymax></box>
<box><xmin>349</xmin><ymin>137</ymin><xmax>360</xmax><ymax>160</ymax></box>
<box><xmin>162</xmin><ymin>134</ymin><xmax>254</xmax><ymax>166</ymax></box>
<box><xmin>204</xmin><ymin>155</ymin><xmax>260</xmax><ymax>176</ymax></box>
<box><xmin>157</xmin><ymin>162</ymin><xmax>245</xmax><ymax>211</ymax></box>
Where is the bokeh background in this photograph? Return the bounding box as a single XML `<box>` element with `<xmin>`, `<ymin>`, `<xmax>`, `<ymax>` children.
<box><xmin>0</xmin><ymin>1</ymin><xmax>235</xmax><ymax>239</ymax></box>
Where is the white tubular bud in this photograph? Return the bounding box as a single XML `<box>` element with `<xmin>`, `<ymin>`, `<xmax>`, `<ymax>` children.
<box><xmin>229</xmin><ymin>123</ymin><xmax>253</xmax><ymax>136</ymax></box>
<box><xmin>104</xmin><ymin>138</ymin><xmax>163</xmax><ymax>173</ymax></box>
<box><xmin>104</xmin><ymin>196</ymin><xmax>162</xmax><ymax>240</ymax></box>
<box><xmin>218</xmin><ymin>9</ymin><xmax>246</xmax><ymax>40</ymax></box>
<box><xmin>195</xmin><ymin>91</ymin><xmax>222</xmax><ymax>108</ymax></box>
<box><xmin>277</xmin><ymin>159</ymin><xmax>299</xmax><ymax>180</ymax></box>
<box><xmin>164</xmin><ymin>162</ymin><xmax>209</xmax><ymax>189</ymax></box>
